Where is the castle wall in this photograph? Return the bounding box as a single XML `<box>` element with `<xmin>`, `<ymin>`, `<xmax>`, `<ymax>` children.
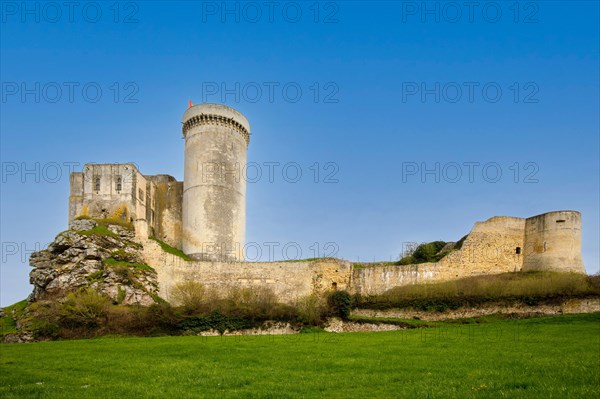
<box><xmin>132</xmin><ymin>169</ymin><xmax>148</xmax><ymax>223</ymax></box>
<box><xmin>148</xmin><ymin>175</ymin><xmax>183</xmax><ymax>249</ymax></box>
<box><xmin>140</xmin><ymin>210</ymin><xmax>586</xmax><ymax>305</ymax></box>
<box><xmin>437</xmin><ymin>216</ymin><xmax>526</xmax><ymax>277</ymax></box>
<box><xmin>350</xmin><ymin>217</ymin><xmax>526</xmax><ymax>297</ymax></box>
<box><xmin>78</xmin><ymin>164</ymin><xmax>139</xmax><ymax>222</ymax></box>
<box><xmin>523</xmin><ymin>211</ymin><xmax>585</xmax><ymax>273</ymax></box>
<box><xmin>351</xmin><ymin>263</ymin><xmax>440</xmax><ymax>296</ymax></box>
<box><xmin>68</xmin><ymin>172</ymin><xmax>84</xmax><ymax>225</ymax></box>
<box><xmin>142</xmin><ymin>240</ymin><xmax>352</xmax><ymax>303</ymax></box>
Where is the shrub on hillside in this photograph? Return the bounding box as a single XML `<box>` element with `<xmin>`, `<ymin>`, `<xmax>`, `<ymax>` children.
<box><xmin>327</xmin><ymin>290</ymin><xmax>352</xmax><ymax>320</ymax></box>
<box><xmin>57</xmin><ymin>288</ymin><xmax>112</xmax><ymax>329</ymax></box>
<box><xmin>296</xmin><ymin>294</ymin><xmax>328</xmax><ymax>325</ymax></box>
<box><xmin>396</xmin><ymin>241</ymin><xmax>449</xmax><ymax>265</ymax></box>
<box><xmin>106</xmin><ymin>305</ymin><xmax>154</xmax><ymax>335</ymax></box>
<box><xmin>356</xmin><ymin>272</ymin><xmax>600</xmax><ymax>310</ymax></box>
<box><xmin>28</xmin><ymin>288</ymin><xmax>112</xmax><ymax>339</ymax></box>
<box><xmin>171</xmin><ymin>281</ymin><xmax>207</xmax><ymax>314</ymax></box>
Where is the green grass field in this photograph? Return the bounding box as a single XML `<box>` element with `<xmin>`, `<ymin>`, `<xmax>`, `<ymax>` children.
<box><xmin>1</xmin><ymin>313</ymin><xmax>599</xmax><ymax>398</ymax></box>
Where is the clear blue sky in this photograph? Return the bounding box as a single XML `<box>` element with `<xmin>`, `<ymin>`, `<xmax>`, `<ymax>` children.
<box><xmin>1</xmin><ymin>1</ymin><xmax>598</xmax><ymax>306</ymax></box>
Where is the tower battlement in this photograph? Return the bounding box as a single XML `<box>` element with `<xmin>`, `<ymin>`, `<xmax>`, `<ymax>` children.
<box><xmin>182</xmin><ymin>103</ymin><xmax>250</xmax><ymax>145</ymax></box>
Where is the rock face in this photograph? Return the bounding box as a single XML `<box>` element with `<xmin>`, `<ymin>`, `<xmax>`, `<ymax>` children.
<box><xmin>29</xmin><ymin>220</ymin><xmax>159</xmax><ymax>306</ymax></box>
<box><xmin>352</xmin><ymin>297</ymin><xmax>600</xmax><ymax>321</ymax></box>
<box><xmin>323</xmin><ymin>317</ymin><xmax>405</xmax><ymax>333</ymax></box>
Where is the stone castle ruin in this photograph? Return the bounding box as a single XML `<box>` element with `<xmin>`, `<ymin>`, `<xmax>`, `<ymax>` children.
<box><xmin>65</xmin><ymin>103</ymin><xmax>586</xmax><ymax>304</ymax></box>
<box><xmin>69</xmin><ymin>104</ymin><xmax>248</xmax><ymax>261</ymax></box>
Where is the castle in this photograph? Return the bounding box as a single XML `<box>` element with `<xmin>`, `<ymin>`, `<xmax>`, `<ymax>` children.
<box><xmin>69</xmin><ymin>103</ymin><xmax>249</xmax><ymax>261</ymax></box>
<box><xmin>67</xmin><ymin>103</ymin><xmax>586</xmax><ymax>303</ymax></box>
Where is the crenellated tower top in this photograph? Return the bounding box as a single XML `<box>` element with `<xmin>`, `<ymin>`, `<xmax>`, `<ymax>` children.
<box><xmin>182</xmin><ymin>103</ymin><xmax>250</xmax><ymax>145</ymax></box>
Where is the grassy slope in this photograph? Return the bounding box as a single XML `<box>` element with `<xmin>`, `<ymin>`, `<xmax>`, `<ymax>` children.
<box><xmin>357</xmin><ymin>272</ymin><xmax>600</xmax><ymax>311</ymax></box>
<box><xmin>1</xmin><ymin>313</ymin><xmax>599</xmax><ymax>399</ymax></box>
<box><xmin>0</xmin><ymin>300</ymin><xmax>28</xmax><ymax>337</ymax></box>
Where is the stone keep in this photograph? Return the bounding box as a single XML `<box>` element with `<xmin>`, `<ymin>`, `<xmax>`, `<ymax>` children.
<box><xmin>68</xmin><ymin>103</ymin><xmax>250</xmax><ymax>260</ymax></box>
<box><xmin>181</xmin><ymin>104</ymin><xmax>250</xmax><ymax>261</ymax></box>
<box><xmin>68</xmin><ymin>163</ymin><xmax>183</xmax><ymax>249</ymax></box>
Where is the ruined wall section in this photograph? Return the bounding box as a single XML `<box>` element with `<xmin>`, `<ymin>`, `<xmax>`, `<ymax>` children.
<box><xmin>68</xmin><ymin>172</ymin><xmax>84</xmax><ymax>225</ymax></box>
<box><xmin>350</xmin><ymin>216</ymin><xmax>527</xmax><ymax>296</ymax></box>
<box><xmin>140</xmin><ymin>210</ymin><xmax>586</xmax><ymax>304</ymax></box>
<box><xmin>132</xmin><ymin>169</ymin><xmax>149</xmax><ymax>238</ymax></box>
<box><xmin>436</xmin><ymin>216</ymin><xmax>525</xmax><ymax>278</ymax></box>
<box><xmin>147</xmin><ymin>175</ymin><xmax>183</xmax><ymax>249</ymax></box>
<box><xmin>67</xmin><ymin>164</ymin><xmax>184</xmax><ymax>246</ymax></box>
<box><xmin>351</xmin><ymin>263</ymin><xmax>440</xmax><ymax>296</ymax></box>
<box><xmin>73</xmin><ymin>164</ymin><xmax>141</xmax><ymax>223</ymax></box>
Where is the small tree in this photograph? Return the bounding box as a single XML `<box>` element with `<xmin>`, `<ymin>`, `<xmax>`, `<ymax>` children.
<box><xmin>327</xmin><ymin>290</ymin><xmax>352</xmax><ymax>320</ymax></box>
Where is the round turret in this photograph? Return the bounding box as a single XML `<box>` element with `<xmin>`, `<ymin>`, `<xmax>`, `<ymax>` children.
<box><xmin>522</xmin><ymin>211</ymin><xmax>585</xmax><ymax>273</ymax></box>
<box><xmin>181</xmin><ymin>103</ymin><xmax>250</xmax><ymax>261</ymax></box>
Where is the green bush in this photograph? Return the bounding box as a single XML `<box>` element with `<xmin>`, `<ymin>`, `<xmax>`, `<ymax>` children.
<box><xmin>396</xmin><ymin>256</ymin><xmax>415</xmax><ymax>265</ymax></box>
<box><xmin>327</xmin><ymin>290</ymin><xmax>352</xmax><ymax>320</ymax></box>
<box><xmin>105</xmin><ymin>305</ymin><xmax>155</xmax><ymax>336</ymax></box>
<box><xmin>296</xmin><ymin>294</ymin><xmax>328</xmax><ymax>325</ymax></box>
<box><xmin>395</xmin><ymin>241</ymin><xmax>450</xmax><ymax>265</ymax></box>
<box><xmin>171</xmin><ymin>281</ymin><xmax>207</xmax><ymax>314</ymax></box>
<box><xmin>179</xmin><ymin>311</ymin><xmax>260</xmax><ymax>335</ymax></box>
<box><xmin>58</xmin><ymin>289</ymin><xmax>112</xmax><ymax>329</ymax></box>
<box><xmin>145</xmin><ymin>302</ymin><xmax>180</xmax><ymax>335</ymax></box>
<box><xmin>28</xmin><ymin>289</ymin><xmax>112</xmax><ymax>339</ymax></box>
<box><xmin>223</xmin><ymin>287</ymin><xmax>278</xmax><ymax>318</ymax></box>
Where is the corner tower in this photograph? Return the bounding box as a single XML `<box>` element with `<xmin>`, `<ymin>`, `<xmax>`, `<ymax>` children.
<box><xmin>522</xmin><ymin>211</ymin><xmax>585</xmax><ymax>273</ymax></box>
<box><xmin>181</xmin><ymin>103</ymin><xmax>250</xmax><ymax>261</ymax></box>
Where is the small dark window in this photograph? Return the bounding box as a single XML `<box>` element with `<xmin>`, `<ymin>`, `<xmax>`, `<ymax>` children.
<box><xmin>556</xmin><ymin>220</ymin><xmax>566</xmax><ymax>223</ymax></box>
<box><xmin>116</xmin><ymin>177</ymin><xmax>122</xmax><ymax>191</ymax></box>
<box><xmin>516</xmin><ymin>247</ymin><xmax>521</xmax><ymax>254</ymax></box>
<box><xmin>94</xmin><ymin>177</ymin><xmax>100</xmax><ymax>191</ymax></box>
<box><xmin>139</xmin><ymin>189</ymin><xmax>144</xmax><ymax>202</ymax></box>
<box><xmin>331</xmin><ymin>282</ymin><xmax>338</xmax><ymax>290</ymax></box>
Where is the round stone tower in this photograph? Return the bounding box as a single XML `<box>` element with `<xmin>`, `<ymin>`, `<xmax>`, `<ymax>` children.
<box><xmin>522</xmin><ymin>210</ymin><xmax>585</xmax><ymax>273</ymax></box>
<box><xmin>181</xmin><ymin>103</ymin><xmax>250</xmax><ymax>261</ymax></box>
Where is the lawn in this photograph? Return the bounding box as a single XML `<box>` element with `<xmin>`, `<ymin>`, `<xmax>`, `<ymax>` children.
<box><xmin>1</xmin><ymin>313</ymin><xmax>599</xmax><ymax>398</ymax></box>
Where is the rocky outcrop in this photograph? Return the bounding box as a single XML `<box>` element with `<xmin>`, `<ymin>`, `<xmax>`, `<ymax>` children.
<box><xmin>29</xmin><ymin>220</ymin><xmax>159</xmax><ymax>306</ymax></box>
<box><xmin>2</xmin><ymin>332</ymin><xmax>33</xmax><ymax>343</ymax></box>
<box><xmin>324</xmin><ymin>317</ymin><xmax>406</xmax><ymax>333</ymax></box>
